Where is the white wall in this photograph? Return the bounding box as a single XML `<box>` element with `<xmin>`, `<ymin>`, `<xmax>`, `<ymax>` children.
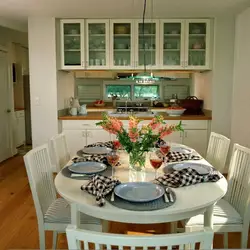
<box><xmin>28</xmin><ymin>17</ymin><xmax>58</xmax><ymax>147</ymax></box>
<box><xmin>231</xmin><ymin>7</ymin><xmax>250</xmax><ymax>148</ymax></box>
<box><xmin>57</xmin><ymin>71</ymin><xmax>75</xmax><ymax>110</ymax></box>
<box><xmin>211</xmin><ymin>15</ymin><xmax>235</xmax><ymax>138</ymax></box>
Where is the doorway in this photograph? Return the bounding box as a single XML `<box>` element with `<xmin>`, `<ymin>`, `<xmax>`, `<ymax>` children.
<box><xmin>0</xmin><ymin>49</ymin><xmax>12</xmax><ymax>162</ymax></box>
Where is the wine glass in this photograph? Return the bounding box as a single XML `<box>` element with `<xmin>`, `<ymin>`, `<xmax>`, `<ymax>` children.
<box><xmin>107</xmin><ymin>151</ymin><xmax>120</xmax><ymax>178</ymax></box>
<box><xmin>149</xmin><ymin>151</ymin><xmax>163</xmax><ymax>179</ymax></box>
<box><xmin>160</xmin><ymin>142</ymin><xmax>171</xmax><ymax>164</ymax></box>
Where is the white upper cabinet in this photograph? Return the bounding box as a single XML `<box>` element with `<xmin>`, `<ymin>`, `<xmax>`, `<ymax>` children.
<box><xmin>86</xmin><ymin>19</ymin><xmax>110</xmax><ymax>69</ymax></box>
<box><xmin>59</xmin><ymin>18</ymin><xmax>212</xmax><ymax>70</ymax></box>
<box><xmin>110</xmin><ymin>20</ymin><xmax>135</xmax><ymax>69</ymax></box>
<box><xmin>60</xmin><ymin>19</ymin><xmax>85</xmax><ymax>70</ymax></box>
<box><xmin>160</xmin><ymin>20</ymin><xmax>185</xmax><ymax>69</ymax></box>
<box><xmin>184</xmin><ymin>19</ymin><xmax>211</xmax><ymax>70</ymax></box>
<box><xmin>134</xmin><ymin>20</ymin><xmax>160</xmax><ymax>69</ymax></box>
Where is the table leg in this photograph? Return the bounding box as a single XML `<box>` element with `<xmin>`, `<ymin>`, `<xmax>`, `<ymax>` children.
<box><xmin>204</xmin><ymin>204</ymin><xmax>214</xmax><ymax>250</ymax></box>
<box><xmin>71</xmin><ymin>203</ymin><xmax>80</xmax><ymax>227</ymax></box>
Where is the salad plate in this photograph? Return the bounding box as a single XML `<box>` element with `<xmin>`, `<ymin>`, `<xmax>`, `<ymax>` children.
<box><xmin>68</xmin><ymin>161</ymin><xmax>107</xmax><ymax>174</ymax></box>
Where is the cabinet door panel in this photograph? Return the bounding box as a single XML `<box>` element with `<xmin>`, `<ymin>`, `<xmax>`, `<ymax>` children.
<box><xmin>87</xmin><ymin>129</ymin><xmax>111</xmax><ymax>145</ymax></box>
<box><xmin>61</xmin><ymin>20</ymin><xmax>85</xmax><ymax>69</ymax></box>
<box><xmin>183</xmin><ymin>130</ymin><xmax>208</xmax><ymax>157</ymax></box>
<box><xmin>160</xmin><ymin>20</ymin><xmax>185</xmax><ymax>69</ymax></box>
<box><xmin>162</xmin><ymin>132</ymin><xmax>183</xmax><ymax>144</ymax></box>
<box><xmin>86</xmin><ymin>20</ymin><xmax>109</xmax><ymax>69</ymax></box>
<box><xmin>110</xmin><ymin>20</ymin><xmax>134</xmax><ymax>69</ymax></box>
<box><xmin>64</xmin><ymin>130</ymin><xmax>87</xmax><ymax>157</ymax></box>
<box><xmin>185</xmin><ymin>20</ymin><xmax>211</xmax><ymax>70</ymax></box>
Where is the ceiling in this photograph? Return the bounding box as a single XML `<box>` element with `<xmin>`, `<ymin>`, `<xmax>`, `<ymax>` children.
<box><xmin>0</xmin><ymin>0</ymin><xmax>249</xmax><ymax>31</ymax></box>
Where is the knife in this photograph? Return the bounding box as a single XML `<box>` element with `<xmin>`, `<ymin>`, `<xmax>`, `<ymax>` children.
<box><xmin>166</xmin><ymin>188</ymin><xmax>174</xmax><ymax>202</ymax></box>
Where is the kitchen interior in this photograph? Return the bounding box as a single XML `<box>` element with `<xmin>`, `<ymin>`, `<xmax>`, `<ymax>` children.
<box><xmin>57</xmin><ymin>18</ymin><xmax>213</xmax><ymax>157</ymax></box>
<box><xmin>11</xmin><ymin>42</ymin><xmax>31</xmax><ymax>151</ymax></box>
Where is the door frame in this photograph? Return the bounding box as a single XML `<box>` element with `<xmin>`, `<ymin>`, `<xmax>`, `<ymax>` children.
<box><xmin>0</xmin><ymin>45</ymin><xmax>17</xmax><ymax>159</ymax></box>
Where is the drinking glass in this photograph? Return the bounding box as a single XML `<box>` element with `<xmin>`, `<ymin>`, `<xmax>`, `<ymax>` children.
<box><xmin>160</xmin><ymin>142</ymin><xmax>171</xmax><ymax>164</ymax></box>
<box><xmin>107</xmin><ymin>151</ymin><xmax>120</xmax><ymax>178</ymax></box>
<box><xmin>149</xmin><ymin>151</ymin><xmax>163</xmax><ymax>179</ymax></box>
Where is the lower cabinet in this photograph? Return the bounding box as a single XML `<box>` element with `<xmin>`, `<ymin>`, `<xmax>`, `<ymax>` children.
<box><xmin>62</xmin><ymin>119</ymin><xmax>210</xmax><ymax>157</ymax></box>
<box><xmin>63</xmin><ymin>130</ymin><xmax>87</xmax><ymax>157</ymax></box>
<box><xmin>182</xmin><ymin>130</ymin><xmax>208</xmax><ymax>157</ymax></box>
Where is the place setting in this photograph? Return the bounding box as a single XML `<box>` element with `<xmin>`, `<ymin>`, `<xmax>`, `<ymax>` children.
<box><xmin>61</xmin><ymin>140</ymin><xmax>121</xmax><ymax>180</ymax></box>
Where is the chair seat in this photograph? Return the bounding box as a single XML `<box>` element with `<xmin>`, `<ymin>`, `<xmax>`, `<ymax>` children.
<box><xmin>44</xmin><ymin>198</ymin><xmax>101</xmax><ymax>225</ymax></box>
<box><xmin>186</xmin><ymin>199</ymin><xmax>243</xmax><ymax>226</ymax></box>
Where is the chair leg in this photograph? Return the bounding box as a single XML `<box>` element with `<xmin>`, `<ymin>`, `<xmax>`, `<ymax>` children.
<box><xmin>170</xmin><ymin>222</ymin><xmax>177</xmax><ymax>233</ymax></box>
<box><xmin>38</xmin><ymin>225</ymin><xmax>46</xmax><ymax>250</ymax></box>
<box><xmin>241</xmin><ymin>230</ymin><xmax>249</xmax><ymax>249</ymax></box>
<box><xmin>52</xmin><ymin>231</ymin><xmax>58</xmax><ymax>250</ymax></box>
<box><xmin>223</xmin><ymin>232</ymin><xmax>228</xmax><ymax>249</ymax></box>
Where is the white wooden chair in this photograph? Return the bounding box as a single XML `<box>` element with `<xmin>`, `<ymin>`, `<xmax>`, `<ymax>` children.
<box><xmin>66</xmin><ymin>225</ymin><xmax>214</xmax><ymax>250</ymax></box>
<box><xmin>23</xmin><ymin>144</ymin><xmax>102</xmax><ymax>250</ymax></box>
<box><xmin>185</xmin><ymin>143</ymin><xmax>250</xmax><ymax>249</ymax></box>
<box><xmin>206</xmin><ymin>132</ymin><xmax>230</xmax><ymax>173</ymax></box>
<box><xmin>50</xmin><ymin>133</ymin><xmax>71</xmax><ymax>173</ymax></box>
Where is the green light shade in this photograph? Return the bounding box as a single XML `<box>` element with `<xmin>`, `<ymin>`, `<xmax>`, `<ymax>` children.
<box><xmin>123</xmin><ymin>72</ymin><xmax>161</xmax><ymax>84</ymax></box>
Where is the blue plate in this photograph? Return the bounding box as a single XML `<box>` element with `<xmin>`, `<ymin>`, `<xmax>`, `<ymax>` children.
<box><xmin>114</xmin><ymin>182</ymin><xmax>165</xmax><ymax>203</ymax></box>
<box><xmin>68</xmin><ymin>161</ymin><xmax>107</xmax><ymax>174</ymax></box>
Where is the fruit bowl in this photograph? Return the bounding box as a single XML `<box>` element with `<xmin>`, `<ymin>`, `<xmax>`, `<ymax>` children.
<box><xmin>166</xmin><ymin>107</ymin><xmax>186</xmax><ymax>116</ymax></box>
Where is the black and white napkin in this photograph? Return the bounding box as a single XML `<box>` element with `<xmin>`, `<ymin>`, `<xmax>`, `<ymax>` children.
<box><xmin>157</xmin><ymin>150</ymin><xmax>201</xmax><ymax>163</ymax></box>
<box><xmin>155</xmin><ymin>168</ymin><xmax>222</xmax><ymax>188</ymax></box>
<box><xmin>81</xmin><ymin>175</ymin><xmax>121</xmax><ymax>206</ymax></box>
<box><xmin>85</xmin><ymin>141</ymin><xmax>115</xmax><ymax>149</ymax></box>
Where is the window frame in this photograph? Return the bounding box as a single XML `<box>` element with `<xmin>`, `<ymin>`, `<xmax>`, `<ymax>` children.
<box><xmin>103</xmin><ymin>81</ymin><xmax>163</xmax><ymax>102</ymax></box>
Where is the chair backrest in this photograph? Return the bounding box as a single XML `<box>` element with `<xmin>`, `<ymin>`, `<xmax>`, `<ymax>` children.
<box><xmin>225</xmin><ymin>143</ymin><xmax>250</xmax><ymax>222</ymax></box>
<box><xmin>50</xmin><ymin>133</ymin><xmax>70</xmax><ymax>173</ymax></box>
<box><xmin>66</xmin><ymin>225</ymin><xmax>213</xmax><ymax>250</ymax></box>
<box><xmin>206</xmin><ymin>132</ymin><xmax>230</xmax><ymax>172</ymax></box>
<box><xmin>23</xmin><ymin>144</ymin><xmax>57</xmax><ymax>220</ymax></box>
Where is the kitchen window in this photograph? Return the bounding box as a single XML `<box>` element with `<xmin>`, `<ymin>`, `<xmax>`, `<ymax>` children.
<box><xmin>104</xmin><ymin>83</ymin><xmax>160</xmax><ymax>101</ymax></box>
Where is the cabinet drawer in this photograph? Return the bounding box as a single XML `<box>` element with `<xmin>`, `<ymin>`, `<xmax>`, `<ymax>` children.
<box><xmin>181</xmin><ymin>120</ymin><xmax>208</xmax><ymax>130</ymax></box>
<box><xmin>62</xmin><ymin>120</ymin><xmax>100</xmax><ymax>130</ymax></box>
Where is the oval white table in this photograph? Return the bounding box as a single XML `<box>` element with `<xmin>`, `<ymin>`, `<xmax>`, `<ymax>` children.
<box><xmin>55</xmin><ymin>151</ymin><xmax>228</xmax><ymax>230</ymax></box>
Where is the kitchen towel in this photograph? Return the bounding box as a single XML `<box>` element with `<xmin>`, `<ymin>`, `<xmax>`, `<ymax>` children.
<box><xmin>81</xmin><ymin>174</ymin><xmax>121</xmax><ymax>206</ymax></box>
<box><xmin>155</xmin><ymin>168</ymin><xmax>222</xmax><ymax>188</ymax></box>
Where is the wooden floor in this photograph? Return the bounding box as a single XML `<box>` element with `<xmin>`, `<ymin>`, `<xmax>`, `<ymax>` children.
<box><xmin>0</xmin><ymin>155</ymin><xmax>247</xmax><ymax>249</ymax></box>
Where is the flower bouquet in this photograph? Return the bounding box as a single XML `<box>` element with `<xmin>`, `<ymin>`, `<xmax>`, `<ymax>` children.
<box><xmin>96</xmin><ymin>113</ymin><xmax>183</xmax><ymax>171</ymax></box>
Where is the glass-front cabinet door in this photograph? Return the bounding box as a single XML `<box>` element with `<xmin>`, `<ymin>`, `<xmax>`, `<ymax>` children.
<box><xmin>110</xmin><ymin>20</ymin><xmax>134</xmax><ymax>69</ymax></box>
<box><xmin>134</xmin><ymin>20</ymin><xmax>159</xmax><ymax>69</ymax></box>
<box><xmin>160</xmin><ymin>20</ymin><xmax>185</xmax><ymax>69</ymax></box>
<box><xmin>86</xmin><ymin>20</ymin><xmax>109</xmax><ymax>69</ymax></box>
<box><xmin>60</xmin><ymin>20</ymin><xmax>85</xmax><ymax>69</ymax></box>
<box><xmin>185</xmin><ymin>20</ymin><xmax>211</xmax><ymax>69</ymax></box>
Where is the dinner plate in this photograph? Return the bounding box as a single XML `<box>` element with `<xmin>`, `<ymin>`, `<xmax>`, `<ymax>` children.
<box><xmin>168</xmin><ymin>162</ymin><xmax>212</xmax><ymax>175</ymax></box>
<box><xmin>114</xmin><ymin>182</ymin><xmax>165</xmax><ymax>203</ymax></box>
<box><xmin>68</xmin><ymin>161</ymin><xmax>107</xmax><ymax>174</ymax></box>
<box><xmin>80</xmin><ymin>146</ymin><xmax>112</xmax><ymax>155</ymax></box>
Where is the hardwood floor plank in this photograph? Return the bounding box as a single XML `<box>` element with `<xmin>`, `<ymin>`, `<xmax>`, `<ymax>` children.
<box><xmin>0</xmin><ymin>155</ymin><xmax>247</xmax><ymax>249</ymax></box>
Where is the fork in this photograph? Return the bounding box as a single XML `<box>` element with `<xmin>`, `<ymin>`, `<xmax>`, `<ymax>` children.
<box><xmin>111</xmin><ymin>191</ymin><xmax>115</xmax><ymax>202</ymax></box>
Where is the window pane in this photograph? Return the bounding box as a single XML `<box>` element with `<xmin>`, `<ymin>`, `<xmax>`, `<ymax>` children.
<box><xmin>134</xmin><ymin>85</ymin><xmax>159</xmax><ymax>99</ymax></box>
<box><xmin>106</xmin><ymin>85</ymin><xmax>131</xmax><ymax>99</ymax></box>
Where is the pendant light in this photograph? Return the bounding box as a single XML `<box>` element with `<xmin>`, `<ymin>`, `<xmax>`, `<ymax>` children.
<box><xmin>120</xmin><ymin>0</ymin><xmax>160</xmax><ymax>84</ymax></box>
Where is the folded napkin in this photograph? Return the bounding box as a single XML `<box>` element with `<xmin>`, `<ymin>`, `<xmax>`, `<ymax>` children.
<box><xmin>157</xmin><ymin>150</ymin><xmax>201</xmax><ymax>163</ymax></box>
<box><xmin>72</xmin><ymin>155</ymin><xmax>120</xmax><ymax>167</ymax></box>
<box><xmin>81</xmin><ymin>175</ymin><xmax>121</xmax><ymax>206</ymax></box>
<box><xmin>85</xmin><ymin>141</ymin><xmax>115</xmax><ymax>149</ymax></box>
<box><xmin>155</xmin><ymin>168</ymin><xmax>222</xmax><ymax>188</ymax></box>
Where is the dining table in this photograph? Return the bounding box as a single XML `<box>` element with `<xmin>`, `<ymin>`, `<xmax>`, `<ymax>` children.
<box><xmin>54</xmin><ymin>147</ymin><xmax>228</xmax><ymax>232</ymax></box>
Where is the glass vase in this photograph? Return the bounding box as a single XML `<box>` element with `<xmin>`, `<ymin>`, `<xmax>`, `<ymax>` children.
<box><xmin>129</xmin><ymin>151</ymin><xmax>146</xmax><ymax>172</ymax></box>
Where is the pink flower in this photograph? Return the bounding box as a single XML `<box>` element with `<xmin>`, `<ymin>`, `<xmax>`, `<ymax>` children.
<box><xmin>159</xmin><ymin>125</ymin><xmax>175</xmax><ymax>139</ymax></box>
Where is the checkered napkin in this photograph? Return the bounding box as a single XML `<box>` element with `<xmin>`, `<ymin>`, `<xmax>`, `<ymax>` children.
<box><xmin>156</xmin><ymin>150</ymin><xmax>201</xmax><ymax>163</ymax></box>
<box><xmin>81</xmin><ymin>175</ymin><xmax>121</xmax><ymax>206</ymax></box>
<box><xmin>72</xmin><ymin>154</ymin><xmax>107</xmax><ymax>164</ymax></box>
<box><xmin>85</xmin><ymin>141</ymin><xmax>114</xmax><ymax>149</ymax></box>
<box><xmin>155</xmin><ymin>168</ymin><xmax>222</xmax><ymax>188</ymax></box>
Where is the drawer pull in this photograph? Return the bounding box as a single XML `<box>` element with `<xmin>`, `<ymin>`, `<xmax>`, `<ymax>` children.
<box><xmin>82</xmin><ymin>124</ymin><xmax>91</xmax><ymax>126</ymax></box>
